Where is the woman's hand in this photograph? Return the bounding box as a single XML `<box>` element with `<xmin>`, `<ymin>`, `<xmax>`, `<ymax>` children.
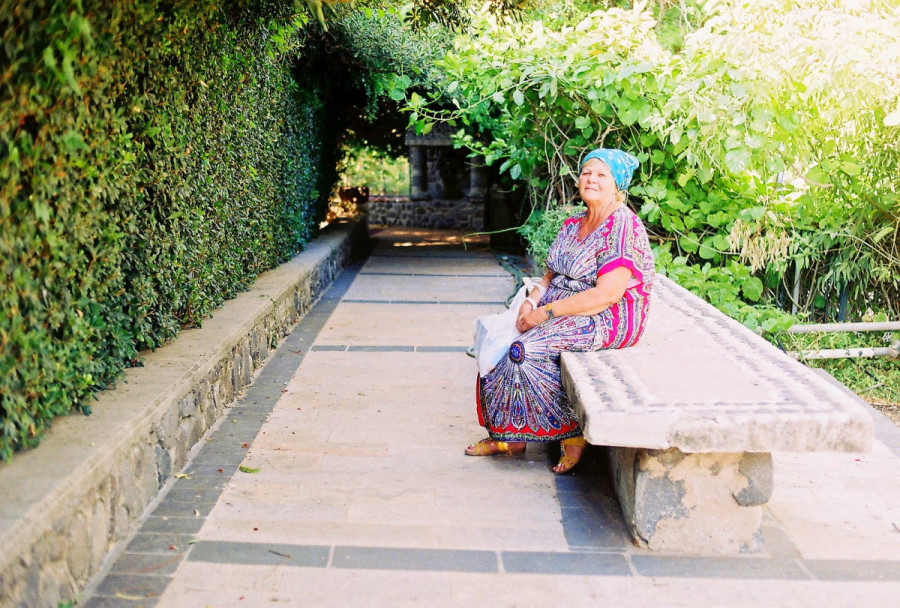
<box><xmin>516</xmin><ymin>270</ymin><xmax>555</xmax><ymax>333</ymax></box>
<box><xmin>516</xmin><ymin>300</ymin><xmax>533</xmax><ymax>333</ymax></box>
<box><xmin>516</xmin><ymin>302</ymin><xmax>548</xmax><ymax>333</ymax></box>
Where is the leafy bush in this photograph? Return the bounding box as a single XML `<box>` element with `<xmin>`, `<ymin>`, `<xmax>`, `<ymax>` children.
<box><xmin>1</xmin><ymin>0</ymin><xmax>446</xmax><ymax>460</ymax></box>
<box><xmin>0</xmin><ymin>0</ymin><xmax>347</xmax><ymax>460</ymax></box>
<box><xmin>519</xmin><ymin>204</ymin><xmax>583</xmax><ymax>269</ymax></box>
<box><xmin>409</xmin><ymin>0</ymin><xmax>898</xmax><ymax>331</ymax></box>
<box><xmin>339</xmin><ymin>145</ymin><xmax>410</xmax><ymax>195</ymax></box>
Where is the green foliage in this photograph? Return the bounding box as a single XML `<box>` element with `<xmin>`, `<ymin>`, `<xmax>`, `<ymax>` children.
<box><xmin>0</xmin><ymin>0</ymin><xmax>362</xmax><ymax>461</ymax></box>
<box><xmin>410</xmin><ymin>0</ymin><xmax>899</xmax><ymax>334</ymax></box>
<box><xmin>402</xmin><ymin>0</ymin><xmax>533</xmax><ymax>30</ymax></box>
<box><xmin>520</xmin><ymin>204</ymin><xmax>583</xmax><ymax>269</ymax></box>
<box><xmin>329</xmin><ymin>4</ymin><xmax>449</xmax><ymax>93</ymax></box>
<box><xmin>339</xmin><ymin>145</ymin><xmax>409</xmax><ymax>195</ymax></box>
<box><xmin>652</xmin><ymin>242</ymin><xmax>794</xmax><ymax>334</ymax></box>
<box><xmin>419</xmin><ymin>5</ymin><xmax>670</xmax><ymax>201</ymax></box>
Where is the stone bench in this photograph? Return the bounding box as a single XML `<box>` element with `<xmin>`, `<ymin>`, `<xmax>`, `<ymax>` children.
<box><xmin>560</xmin><ymin>275</ymin><xmax>874</xmax><ymax>555</ymax></box>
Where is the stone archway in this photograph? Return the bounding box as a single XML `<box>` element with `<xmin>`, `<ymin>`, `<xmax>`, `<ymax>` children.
<box><xmin>367</xmin><ymin>124</ymin><xmax>488</xmax><ymax>231</ymax></box>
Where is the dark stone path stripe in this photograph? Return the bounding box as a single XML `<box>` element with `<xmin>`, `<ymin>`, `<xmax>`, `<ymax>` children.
<box><xmin>332</xmin><ymin>546</ymin><xmax>497</xmax><ymax>573</ymax></box>
<box><xmin>630</xmin><ymin>555</ymin><xmax>810</xmax><ymax>580</ymax></box>
<box><xmin>502</xmin><ymin>551</ymin><xmax>631</xmax><ymax>576</ymax></box>
<box><xmin>342</xmin><ymin>299</ymin><xmax>501</xmax><ymax>305</ymax></box>
<box><xmin>554</xmin><ymin>450</ymin><xmax>631</xmax><ymax>551</ymax></box>
<box><xmin>416</xmin><ymin>346</ymin><xmax>470</xmax><ymax>353</ymax></box>
<box><xmin>360</xmin><ymin>272</ymin><xmax>508</xmax><ymax>277</ymax></box>
<box><xmin>311</xmin><ymin>345</ymin><xmax>470</xmax><ymax>353</ymax></box>
<box><xmin>140</xmin><ymin>516</ymin><xmax>205</xmax><ymax>535</ymax></box>
<box><xmin>125</xmin><ymin>533</ymin><xmax>197</xmax><ymax>555</ymax></box>
<box><xmin>84</xmin><ymin>597</ymin><xmax>154</xmax><ymax>608</ymax></box>
<box><xmin>107</xmin><ymin>552</ymin><xmax>183</xmax><ymax>576</ymax></box>
<box><xmin>348</xmin><ymin>345</ymin><xmax>415</xmax><ymax>352</ymax></box>
<box><xmin>141</xmin><ymin>537</ymin><xmax>900</xmax><ymax>582</ymax></box>
<box><xmin>92</xmin><ymin>574</ymin><xmax>170</xmax><ymax>605</ymax></box>
<box><xmin>188</xmin><ymin>540</ymin><xmax>330</xmax><ymax>568</ymax></box>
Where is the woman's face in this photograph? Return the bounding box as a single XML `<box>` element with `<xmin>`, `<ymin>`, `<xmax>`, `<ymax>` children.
<box><xmin>578</xmin><ymin>158</ymin><xmax>618</xmax><ymax>207</ymax></box>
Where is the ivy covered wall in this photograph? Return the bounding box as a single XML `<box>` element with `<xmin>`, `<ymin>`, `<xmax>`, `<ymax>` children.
<box><xmin>0</xmin><ymin>0</ymin><xmax>345</xmax><ymax>460</ymax></box>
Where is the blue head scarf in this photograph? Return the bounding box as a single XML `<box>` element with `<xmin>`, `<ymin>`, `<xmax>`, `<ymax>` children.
<box><xmin>579</xmin><ymin>148</ymin><xmax>640</xmax><ymax>191</ymax></box>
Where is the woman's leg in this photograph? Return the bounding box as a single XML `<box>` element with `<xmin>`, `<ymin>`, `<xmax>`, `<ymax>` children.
<box><xmin>464</xmin><ymin>438</ymin><xmax>526</xmax><ymax>456</ymax></box>
<box><xmin>552</xmin><ymin>436</ymin><xmax>587</xmax><ymax>474</ymax></box>
<box><xmin>471</xmin><ymin>316</ymin><xmax>596</xmax><ymax>459</ymax></box>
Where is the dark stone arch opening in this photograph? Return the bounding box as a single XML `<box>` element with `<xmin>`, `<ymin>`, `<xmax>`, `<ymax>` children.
<box><xmin>293</xmin><ymin>25</ymin><xmax>528</xmax><ymax>250</ymax></box>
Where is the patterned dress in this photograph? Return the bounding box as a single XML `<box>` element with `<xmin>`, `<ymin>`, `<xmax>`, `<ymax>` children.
<box><xmin>477</xmin><ymin>206</ymin><xmax>655</xmax><ymax>441</ymax></box>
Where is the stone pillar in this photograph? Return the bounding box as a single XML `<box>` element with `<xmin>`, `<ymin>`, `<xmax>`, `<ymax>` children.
<box><xmin>608</xmin><ymin>447</ymin><xmax>773</xmax><ymax>554</ymax></box>
<box><xmin>409</xmin><ymin>145</ymin><xmax>429</xmax><ymax>201</ymax></box>
<box><xmin>467</xmin><ymin>158</ymin><xmax>488</xmax><ymax>201</ymax></box>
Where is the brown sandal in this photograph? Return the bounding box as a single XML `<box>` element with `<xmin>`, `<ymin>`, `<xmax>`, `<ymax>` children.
<box><xmin>552</xmin><ymin>436</ymin><xmax>587</xmax><ymax>474</ymax></box>
<box><xmin>464</xmin><ymin>438</ymin><xmax>526</xmax><ymax>456</ymax></box>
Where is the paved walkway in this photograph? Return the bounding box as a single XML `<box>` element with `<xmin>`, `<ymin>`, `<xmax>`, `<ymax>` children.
<box><xmin>84</xmin><ymin>227</ymin><xmax>900</xmax><ymax>607</ymax></box>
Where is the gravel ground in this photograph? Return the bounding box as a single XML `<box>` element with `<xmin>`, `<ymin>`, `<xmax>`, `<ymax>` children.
<box><xmin>871</xmin><ymin>399</ymin><xmax>900</xmax><ymax>427</ymax></box>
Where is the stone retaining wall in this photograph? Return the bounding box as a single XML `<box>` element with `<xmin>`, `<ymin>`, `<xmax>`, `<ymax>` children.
<box><xmin>366</xmin><ymin>196</ymin><xmax>484</xmax><ymax>231</ymax></box>
<box><xmin>0</xmin><ymin>219</ymin><xmax>368</xmax><ymax>608</ymax></box>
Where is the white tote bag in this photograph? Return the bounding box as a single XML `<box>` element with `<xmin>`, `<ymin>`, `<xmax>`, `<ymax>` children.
<box><xmin>473</xmin><ymin>278</ymin><xmax>542</xmax><ymax>377</ymax></box>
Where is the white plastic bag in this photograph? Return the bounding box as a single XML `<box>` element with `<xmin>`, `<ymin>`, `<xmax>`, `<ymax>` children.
<box><xmin>473</xmin><ymin>278</ymin><xmax>542</xmax><ymax>376</ymax></box>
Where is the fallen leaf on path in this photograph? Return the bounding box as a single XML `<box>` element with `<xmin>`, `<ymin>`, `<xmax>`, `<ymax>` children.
<box><xmin>174</xmin><ymin>473</ymin><xmax>191</xmax><ymax>479</ymax></box>
<box><xmin>239</xmin><ymin>465</ymin><xmax>261</xmax><ymax>473</ymax></box>
<box><xmin>115</xmin><ymin>592</ymin><xmax>146</xmax><ymax>600</ymax></box>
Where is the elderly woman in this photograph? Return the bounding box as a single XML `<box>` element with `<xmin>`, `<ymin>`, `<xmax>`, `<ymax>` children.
<box><xmin>465</xmin><ymin>148</ymin><xmax>655</xmax><ymax>474</ymax></box>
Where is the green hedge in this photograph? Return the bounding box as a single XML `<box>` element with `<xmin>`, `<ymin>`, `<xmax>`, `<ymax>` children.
<box><xmin>0</xmin><ymin>0</ymin><xmax>342</xmax><ymax>460</ymax></box>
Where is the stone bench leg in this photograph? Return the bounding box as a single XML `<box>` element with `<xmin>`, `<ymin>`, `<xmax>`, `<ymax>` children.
<box><xmin>607</xmin><ymin>447</ymin><xmax>773</xmax><ymax>554</ymax></box>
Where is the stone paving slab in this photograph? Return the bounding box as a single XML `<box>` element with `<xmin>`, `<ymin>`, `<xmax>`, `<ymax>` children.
<box><xmin>360</xmin><ymin>255</ymin><xmax>509</xmax><ymax>276</ymax></box>
<box><xmin>79</xmin><ymin>227</ymin><xmax>900</xmax><ymax>607</ymax></box>
<box><xmin>199</xmin><ymin>347</ymin><xmax>568</xmax><ymax>551</ymax></box>
<box><xmin>315</xmin><ymin>302</ymin><xmax>503</xmax><ymax>347</ymax></box>
<box><xmin>107</xmin><ymin>552</ymin><xmax>183</xmax><ymax>576</ymax></box>
<box><xmin>343</xmin><ymin>273</ymin><xmax>512</xmax><ymax>303</ymax></box>
<box><xmin>189</xmin><ymin>540</ymin><xmax>330</xmax><ymax>568</ymax></box>
<box><xmin>366</xmin><ymin>226</ymin><xmax>491</xmax><ymax>254</ymax></box>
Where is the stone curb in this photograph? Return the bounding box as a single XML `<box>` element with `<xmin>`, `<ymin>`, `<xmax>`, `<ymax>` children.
<box><xmin>0</xmin><ymin>218</ymin><xmax>368</xmax><ymax>607</ymax></box>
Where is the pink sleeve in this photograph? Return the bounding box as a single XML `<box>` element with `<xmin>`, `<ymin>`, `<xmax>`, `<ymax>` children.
<box><xmin>596</xmin><ymin>214</ymin><xmax>646</xmax><ymax>283</ymax></box>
